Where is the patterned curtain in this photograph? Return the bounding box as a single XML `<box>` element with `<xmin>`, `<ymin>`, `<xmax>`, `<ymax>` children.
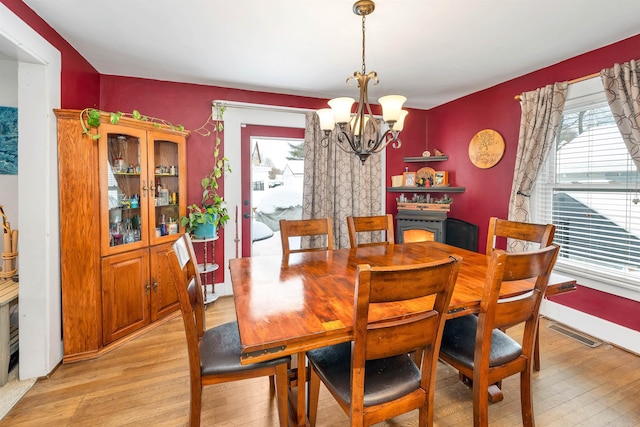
<box><xmin>302</xmin><ymin>112</ymin><xmax>382</xmax><ymax>249</ymax></box>
<box><xmin>601</xmin><ymin>60</ymin><xmax>640</xmax><ymax>171</ymax></box>
<box><xmin>509</xmin><ymin>82</ymin><xmax>567</xmax><ymax>251</ymax></box>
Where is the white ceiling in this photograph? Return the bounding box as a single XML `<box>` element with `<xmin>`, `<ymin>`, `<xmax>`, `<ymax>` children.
<box><xmin>21</xmin><ymin>0</ymin><xmax>640</xmax><ymax>109</ymax></box>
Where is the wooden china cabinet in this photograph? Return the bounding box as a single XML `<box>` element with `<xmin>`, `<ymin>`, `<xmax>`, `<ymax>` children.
<box><xmin>55</xmin><ymin>109</ymin><xmax>188</xmax><ymax>362</ymax></box>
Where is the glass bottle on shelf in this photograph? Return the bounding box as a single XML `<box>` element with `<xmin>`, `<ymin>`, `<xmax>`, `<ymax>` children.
<box><xmin>150</xmin><ymin>136</ymin><xmax>180</xmax><ymax>244</ymax></box>
<box><xmin>106</xmin><ymin>132</ymin><xmax>144</xmax><ymax>252</ymax></box>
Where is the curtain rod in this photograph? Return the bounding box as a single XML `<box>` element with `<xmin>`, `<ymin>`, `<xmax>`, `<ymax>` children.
<box><xmin>212</xmin><ymin>100</ymin><xmax>314</xmax><ymax>114</ymax></box>
<box><xmin>513</xmin><ymin>72</ymin><xmax>600</xmax><ymax>101</ymax></box>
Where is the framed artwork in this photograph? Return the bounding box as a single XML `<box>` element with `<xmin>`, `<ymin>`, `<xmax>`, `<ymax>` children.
<box><xmin>434</xmin><ymin>171</ymin><xmax>449</xmax><ymax>186</ymax></box>
<box><xmin>403</xmin><ymin>171</ymin><xmax>416</xmax><ymax>187</ymax></box>
<box><xmin>0</xmin><ymin>106</ymin><xmax>18</xmax><ymax>175</ymax></box>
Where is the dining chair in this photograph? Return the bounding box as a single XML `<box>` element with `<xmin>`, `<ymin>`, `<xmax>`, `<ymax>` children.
<box><xmin>306</xmin><ymin>255</ymin><xmax>461</xmax><ymax>427</ymax></box>
<box><xmin>279</xmin><ymin>217</ymin><xmax>334</xmax><ymax>255</ymax></box>
<box><xmin>486</xmin><ymin>216</ymin><xmax>556</xmax><ymax>372</ymax></box>
<box><xmin>486</xmin><ymin>216</ymin><xmax>555</xmax><ymax>255</ymax></box>
<box><xmin>439</xmin><ymin>244</ymin><xmax>560</xmax><ymax>427</ymax></box>
<box><xmin>346</xmin><ymin>214</ymin><xmax>395</xmax><ymax>247</ymax></box>
<box><xmin>168</xmin><ymin>233</ymin><xmax>291</xmax><ymax>427</ymax></box>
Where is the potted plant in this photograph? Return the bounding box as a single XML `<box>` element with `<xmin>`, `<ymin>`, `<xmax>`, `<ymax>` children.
<box><xmin>181</xmin><ymin>104</ymin><xmax>231</xmax><ymax>238</ymax></box>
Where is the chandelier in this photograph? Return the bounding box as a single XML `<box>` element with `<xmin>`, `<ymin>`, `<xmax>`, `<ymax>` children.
<box><xmin>317</xmin><ymin>0</ymin><xmax>408</xmax><ymax>164</ymax></box>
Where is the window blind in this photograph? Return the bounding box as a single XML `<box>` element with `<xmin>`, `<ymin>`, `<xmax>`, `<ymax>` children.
<box><xmin>531</xmin><ymin>78</ymin><xmax>640</xmax><ymax>289</ymax></box>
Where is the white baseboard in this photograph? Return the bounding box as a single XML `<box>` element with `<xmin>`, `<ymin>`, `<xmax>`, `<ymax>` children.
<box><xmin>541</xmin><ymin>299</ymin><xmax>640</xmax><ymax>356</ymax></box>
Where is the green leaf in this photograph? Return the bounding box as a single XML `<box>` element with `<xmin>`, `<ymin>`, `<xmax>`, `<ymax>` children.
<box><xmin>109</xmin><ymin>111</ymin><xmax>122</xmax><ymax>124</ymax></box>
<box><xmin>176</xmin><ymin>124</ymin><xmax>185</xmax><ymax>131</ymax></box>
<box><xmin>132</xmin><ymin>110</ymin><xmax>141</xmax><ymax>120</ymax></box>
<box><xmin>87</xmin><ymin>109</ymin><xmax>101</xmax><ymax>127</ymax></box>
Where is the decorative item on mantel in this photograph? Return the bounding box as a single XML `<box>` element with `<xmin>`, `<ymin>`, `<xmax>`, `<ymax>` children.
<box><xmin>422</xmin><ymin>148</ymin><xmax>445</xmax><ymax>158</ymax></box>
<box><xmin>396</xmin><ymin>194</ymin><xmax>453</xmax><ymax>212</ymax></box>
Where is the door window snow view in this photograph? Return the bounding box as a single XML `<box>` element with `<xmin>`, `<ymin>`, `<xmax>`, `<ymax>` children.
<box><xmin>251</xmin><ymin>138</ymin><xmax>304</xmax><ymax>255</ymax></box>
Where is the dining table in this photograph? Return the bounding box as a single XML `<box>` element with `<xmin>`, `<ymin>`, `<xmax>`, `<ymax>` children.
<box><xmin>229</xmin><ymin>240</ymin><xmax>576</xmax><ymax>426</ymax></box>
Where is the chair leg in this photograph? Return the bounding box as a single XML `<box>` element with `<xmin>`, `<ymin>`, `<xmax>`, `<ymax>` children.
<box><xmin>307</xmin><ymin>367</ymin><xmax>321</xmax><ymax>427</ymax></box>
<box><xmin>418</xmin><ymin>402</ymin><xmax>428</xmax><ymax>427</ymax></box>
<box><xmin>269</xmin><ymin>375</ymin><xmax>275</xmax><ymax>394</ymax></box>
<box><xmin>190</xmin><ymin>383</ymin><xmax>203</xmax><ymax>427</ymax></box>
<box><xmin>274</xmin><ymin>364</ymin><xmax>290</xmax><ymax>427</ymax></box>
<box><xmin>533</xmin><ymin>323</ymin><xmax>541</xmax><ymax>371</ymax></box>
<box><xmin>473</xmin><ymin>375</ymin><xmax>490</xmax><ymax>427</ymax></box>
<box><xmin>520</xmin><ymin>368</ymin><xmax>535</xmax><ymax>427</ymax></box>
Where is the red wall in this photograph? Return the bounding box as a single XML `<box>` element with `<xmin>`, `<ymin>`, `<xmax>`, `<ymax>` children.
<box><xmin>427</xmin><ymin>33</ymin><xmax>640</xmax><ymax>252</ymax></box>
<box><xmin>1</xmin><ymin>0</ymin><xmax>100</xmax><ymax>108</ymax></box>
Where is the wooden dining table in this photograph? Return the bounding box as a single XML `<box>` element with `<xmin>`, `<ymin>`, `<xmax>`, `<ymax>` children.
<box><xmin>229</xmin><ymin>241</ymin><xmax>576</xmax><ymax>426</ymax></box>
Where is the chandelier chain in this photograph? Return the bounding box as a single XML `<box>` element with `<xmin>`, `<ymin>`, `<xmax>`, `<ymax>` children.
<box><xmin>361</xmin><ymin>14</ymin><xmax>367</xmax><ymax>75</ymax></box>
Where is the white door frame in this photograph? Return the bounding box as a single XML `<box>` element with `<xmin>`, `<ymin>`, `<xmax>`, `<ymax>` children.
<box><xmin>1</xmin><ymin>3</ymin><xmax>62</xmax><ymax>379</ymax></box>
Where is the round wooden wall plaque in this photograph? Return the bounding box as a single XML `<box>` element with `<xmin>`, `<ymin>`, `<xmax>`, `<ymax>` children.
<box><xmin>468</xmin><ymin>129</ymin><xmax>505</xmax><ymax>169</ymax></box>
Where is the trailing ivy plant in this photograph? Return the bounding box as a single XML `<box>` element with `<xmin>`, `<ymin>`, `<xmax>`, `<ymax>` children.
<box><xmin>181</xmin><ymin>102</ymin><xmax>232</xmax><ymax>233</ymax></box>
<box><xmin>79</xmin><ymin>108</ymin><xmax>184</xmax><ymax>140</ymax></box>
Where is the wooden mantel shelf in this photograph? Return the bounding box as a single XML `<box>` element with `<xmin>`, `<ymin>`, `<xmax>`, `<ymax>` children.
<box><xmin>404</xmin><ymin>156</ymin><xmax>448</xmax><ymax>162</ymax></box>
<box><xmin>386</xmin><ymin>186</ymin><xmax>465</xmax><ymax>193</ymax></box>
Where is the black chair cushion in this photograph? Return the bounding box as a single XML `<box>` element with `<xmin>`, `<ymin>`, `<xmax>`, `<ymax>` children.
<box><xmin>440</xmin><ymin>315</ymin><xmax>522</xmax><ymax>369</ymax></box>
<box><xmin>199</xmin><ymin>321</ymin><xmax>290</xmax><ymax>376</ymax></box>
<box><xmin>306</xmin><ymin>341</ymin><xmax>420</xmax><ymax>407</ymax></box>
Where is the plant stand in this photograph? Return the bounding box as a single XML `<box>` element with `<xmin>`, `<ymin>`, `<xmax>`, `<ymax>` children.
<box><xmin>191</xmin><ymin>236</ymin><xmax>220</xmax><ymax>305</ymax></box>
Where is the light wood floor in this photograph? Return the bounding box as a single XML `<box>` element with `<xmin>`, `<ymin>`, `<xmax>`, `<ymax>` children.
<box><xmin>3</xmin><ymin>296</ymin><xmax>640</xmax><ymax>426</ymax></box>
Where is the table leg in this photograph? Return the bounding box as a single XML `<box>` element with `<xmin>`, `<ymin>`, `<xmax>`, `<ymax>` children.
<box><xmin>0</xmin><ymin>302</ymin><xmax>10</xmax><ymax>386</ymax></box>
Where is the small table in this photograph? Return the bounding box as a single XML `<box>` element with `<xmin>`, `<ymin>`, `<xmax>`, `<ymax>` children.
<box><xmin>0</xmin><ymin>278</ymin><xmax>18</xmax><ymax>386</ymax></box>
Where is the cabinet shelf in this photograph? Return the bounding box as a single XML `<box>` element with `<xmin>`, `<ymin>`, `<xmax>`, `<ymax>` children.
<box><xmin>387</xmin><ymin>186</ymin><xmax>465</xmax><ymax>193</ymax></box>
<box><xmin>113</xmin><ymin>172</ymin><xmax>141</xmax><ymax>176</ymax></box>
<box><xmin>191</xmin><ymin>235</ymin><xmax>219</xmax><ymax>243</ymax></box>
<box><xmin>191</xmin><ymin>235</ymin><xmax>219</xmax><ymax>306</ymax></box>
<box><xmin>198</xmin><ymin>263</ymin><xmax>219</xmax><ymax>274</ymax></box>
<box><xmin>404</xmin><ymin>156</ymin><xmax>448</xmax><ymax>162</ymax></box>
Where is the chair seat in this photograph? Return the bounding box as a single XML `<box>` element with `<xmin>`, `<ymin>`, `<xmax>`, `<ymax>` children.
<box><xmin>200</xmin><ymin>321</ymin><xmax>291</xmax><ymax>376</ymax></box>
<box><xmin>440</xmin><ymin>315</ymin><xmax>522</xmax><ymax>369</ymax></box>
<box><xmin>307</xmin><ymin>342</ymin><xmax>420</xmax><ymax>407</ymax></box>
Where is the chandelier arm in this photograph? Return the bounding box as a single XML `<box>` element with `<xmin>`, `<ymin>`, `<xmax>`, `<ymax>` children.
<box><xmin>335</xmin><ymin>132</ymin><xmax>363</xmax><ymax>155</ymax></box>
<box><xmin>320</xmin><ymin>132</ymin><xmax>331</xmax><ymax>148</ymax></box>
<box><xmin>367</xmin><ymin>130</ymin><xmax>402</xmax><ymax>154</ymax></box>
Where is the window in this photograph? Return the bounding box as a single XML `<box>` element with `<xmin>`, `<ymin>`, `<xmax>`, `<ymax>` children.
<box><xmin>531</xmin><ymin>78</ymin><xmax>640</xmax><ymax>290</ymax></box>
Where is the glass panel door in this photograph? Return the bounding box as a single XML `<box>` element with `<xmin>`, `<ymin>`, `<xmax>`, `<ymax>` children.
<box><xmin>148</xmin><ymin>133</ymin><xmax>182</xmax><ymax>245</ymax></box>
<box><xmin>101</xmin><ymin>126</ymin><xmax>148</xmax><ymax>255</ymax></box>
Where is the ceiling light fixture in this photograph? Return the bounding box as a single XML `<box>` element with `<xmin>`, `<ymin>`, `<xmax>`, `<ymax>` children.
<box><xmin>317</xmin><ymin>0</ymin><xmax>407</xmax><ymax>164</ymax></box>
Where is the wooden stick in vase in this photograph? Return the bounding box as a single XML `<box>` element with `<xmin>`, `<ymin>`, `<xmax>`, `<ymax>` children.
<box><xmin>2</xmin><ymin>229</ymin><xmax>10</xmax><ymax>274</ymax></box>
<box><xmin>11</xmin><ymin>230</ymin><xmax>17</xmax><ymax>253</ymax></box>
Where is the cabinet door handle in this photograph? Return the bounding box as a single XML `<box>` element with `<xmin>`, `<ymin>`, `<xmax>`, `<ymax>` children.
<box><xmin>152</xmin><ymin>280</ymin><xmax>158</xmax><ymax>292</ymax></box>
<box><xmin>145</xmin><ymin>282</ymin><xmax>151</xmax><ymax>294</ymax></box>
<box><xmin>142</xmin><ymin>180</ymin><xmax>148</xmax><ymax>196</ymax></box>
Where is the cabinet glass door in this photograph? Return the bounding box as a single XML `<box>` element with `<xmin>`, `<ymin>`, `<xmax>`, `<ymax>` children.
<box><xmin>148</xmin><ymin>132</ymin><xmax>184</xmax><ymax>245</ymax></box>
<box><xmin>100</xmin><ymin>126</ymin><xmax>148</xmax><ymax>255</ymax></box>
